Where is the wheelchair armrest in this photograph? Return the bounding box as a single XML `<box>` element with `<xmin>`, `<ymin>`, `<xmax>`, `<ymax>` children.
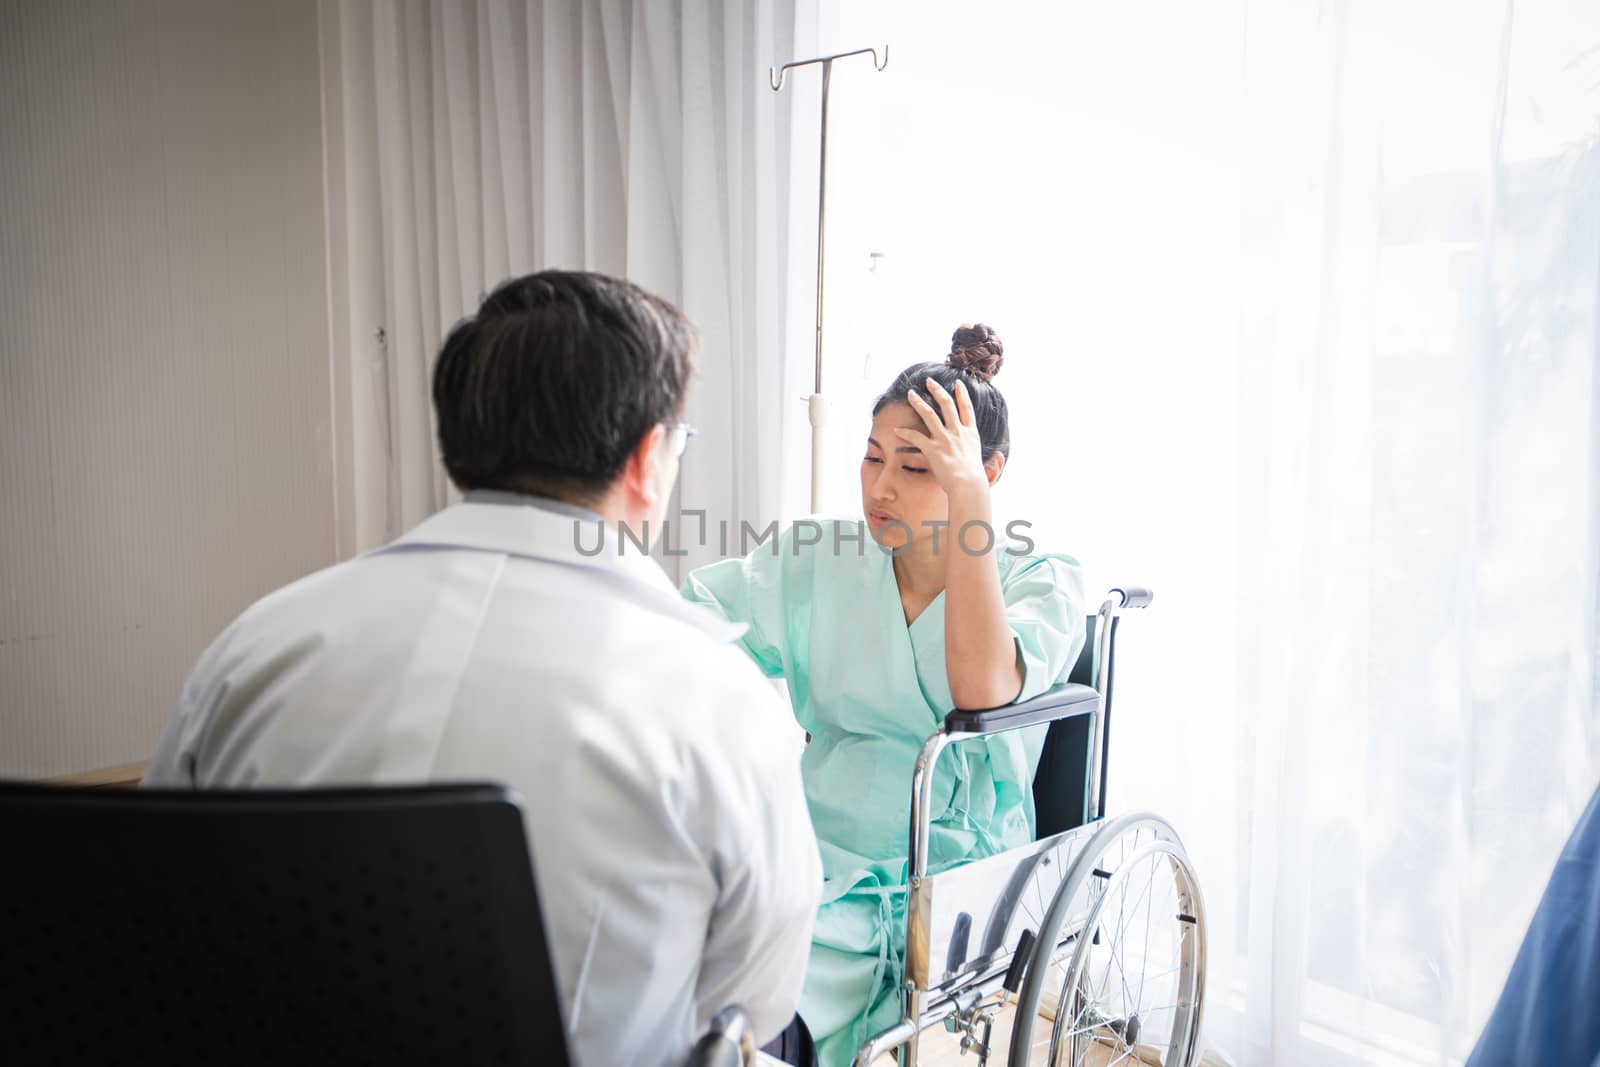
<box><xmin>943</xmin><ymin>682</ymin><xmax>1099</xmax><ymax>737</ymax></box>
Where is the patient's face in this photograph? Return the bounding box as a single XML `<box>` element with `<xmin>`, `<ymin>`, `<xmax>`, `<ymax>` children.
<box><xmin>861</xmin><ymin>403</ymin><xmax>949</xmax><ymax>553</ymax></box>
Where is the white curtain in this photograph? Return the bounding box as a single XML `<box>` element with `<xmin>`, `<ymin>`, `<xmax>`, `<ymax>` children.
<box><xmin>821</xmin><ymin>1</ymin><xmax>1600</xmax><ymax>1063</ymax></box>
<box><xmin>319</xmin><ymin>0</ymin><xmax>817</xmax><ymax>575</ymax></box>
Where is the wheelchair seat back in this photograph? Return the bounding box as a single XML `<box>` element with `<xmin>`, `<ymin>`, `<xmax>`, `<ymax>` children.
<box><xmin>1032</xmin><ymin>614</ymin><xmax>1098</xmax><ymax>839</ymax></box>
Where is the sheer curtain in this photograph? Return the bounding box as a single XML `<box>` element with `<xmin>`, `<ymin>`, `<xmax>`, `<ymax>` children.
<box><xmin>319</xmin><ymin>0</ymin><xmax>817</xmax><ymax>574</ymax></box>
<box><xmin>820</xmin><ymin>1</ymin><xmax>1600</xmax><ymax>1063</ymax></box>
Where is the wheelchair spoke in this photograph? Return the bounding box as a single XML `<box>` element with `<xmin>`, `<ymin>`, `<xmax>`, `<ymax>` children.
<box><xmin>1101</xmin><ymin>880</ymin><xmax>1175</xmax><ymax>1057</ymax></box>
<box><xmin>1134</xmin><ymin>856</ymin><xmax>1158</xmax><ymax>1014</ymax></box>
<box><xmin>1045</xmin><ymin>967</ymin><xmax>1107</xmax><ymax>1054</ymax></box>
<box><xmin>1104</xmin><ymin>1045</ymin><xmax>1143</xmax><ymax>1067</ymax></box>
<box><xmin>1019</xmin><ymin>842</ymin><xmax>1071</xmax><ymax>944</ymax></box>
<box><xmin>1093</xmin><ymin>923</ymin><xmax>1128</xmax><ymax>1030</ymax></box>
<box><xmin>1112</xmin><ymin>907</ymin><xmax>1133</xmax><ymax>1011</ymax></box>
<box><xmin>1104</xmin><ymin>883</ymin><xmax>1138</xmax><ymax>1000</ymax></box>
<box><xmin>1120</xmin><ymin>857</ymin><xmax>1167</xmax><ymax>984</ymax></box>
<box><xmin>1055</xmin><ymin>1008</ymin><xmax>1134</xmax><ymax>1044</ymax></box>
<box><xmin>1077</xmin><ymin>955</ymin><xmax>1129</xmax><ymax>1042</ymax></box>
<box><xmin>1111</xmin><ymin>853</ymin><xmax>1149</xmax><ymax>1006</ymax></box>
<box><xmin>1106</xmin><ymin>860</ymin><xmax>1158</xmax><ymax>1017</ymax></box>
<box><xmin>1123</xmin><ymin>962</ymin><xmax>1183</xmax><ymax>988</ymax></box>
<box><xmin>1048</xmin><ymin>1018</ymin><xmax>1109</xmax><ymax>1063</ymax></box>
<box><xmin>1110</xmin><ymin>924</ymin><xmax>1136</xmax><ymax>1023</ymax></box>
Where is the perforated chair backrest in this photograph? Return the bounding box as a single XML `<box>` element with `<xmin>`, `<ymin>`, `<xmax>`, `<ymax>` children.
<box><xmin>1032</xmin><ymin>616</ymin><xmax>1098</xmax><ymax>839</ymax></box>
<box><xmin>0</xmin><ymin>782</ymin><xmax>569</xmax><ymax>1066</ymax></box>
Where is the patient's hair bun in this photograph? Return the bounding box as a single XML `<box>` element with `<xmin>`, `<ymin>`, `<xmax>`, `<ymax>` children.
<box><xmin>947</xmin><ymin>324</ymin><xmax>1004</xmax><ymax>382</ymax></box>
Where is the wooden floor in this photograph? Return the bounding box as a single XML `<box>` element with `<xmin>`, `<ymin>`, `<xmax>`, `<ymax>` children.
<box><xmin>872</xmin><ymin>1000</ymin><xmax>1156</xmax><ymax>1066</ymax></box>
<box><xmin>883</xmin><ymin>1000</ymin><xmax>1026</xmax><ymax>1066</ymax></box>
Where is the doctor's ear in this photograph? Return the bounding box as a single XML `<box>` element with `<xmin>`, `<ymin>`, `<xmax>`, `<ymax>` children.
<box><xmin>622</xmin><ymin>423</ymin><xmax>670</xmax><ymax>506</ymax></box>
<box><xmin>985</xmin><ymin>453</ymin><xmax>1005</xmax><ymax>486</ymax></box>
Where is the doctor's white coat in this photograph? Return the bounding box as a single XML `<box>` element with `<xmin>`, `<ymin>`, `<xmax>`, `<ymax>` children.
<box><xmin>145</xmin><ymin>493</ymin><xmax>822</xmax><ymax>1065</ymax></box>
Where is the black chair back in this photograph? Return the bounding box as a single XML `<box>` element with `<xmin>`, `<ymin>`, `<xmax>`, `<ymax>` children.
<box><xmin>0</xmin><ymin>782</ymin><xmax>569</xmax><ymax>1066</ymax></box>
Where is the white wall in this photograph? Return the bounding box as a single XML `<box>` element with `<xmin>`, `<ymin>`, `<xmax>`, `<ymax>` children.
<box><xmin>0</xmin><ymin>0</ymin><xmax>334</xmax><ymax>779</ymax></box>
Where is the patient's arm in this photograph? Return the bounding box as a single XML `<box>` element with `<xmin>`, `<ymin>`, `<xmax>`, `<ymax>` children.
<box><xmin>897</xmin><ymin>378</ymin><xmax>1026</xmax><ymax>709</ymax></box>
<box><xmin>942</xmin><ymin>479</ymin><xmax>1025</xmax><ymax>709</ymax></box>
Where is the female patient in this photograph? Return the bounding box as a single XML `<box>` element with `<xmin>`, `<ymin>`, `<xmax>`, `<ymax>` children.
<box><xmin>682</xmin><ymin>325</ymin><xmax>1087</xmax><ymax>1066</ymax></box>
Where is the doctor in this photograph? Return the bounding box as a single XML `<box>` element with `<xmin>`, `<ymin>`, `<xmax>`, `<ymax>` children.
<box><xmin>144</xmin><ymin>270</ymin><xmax>823</xmax><ymax>1066</ymax></box>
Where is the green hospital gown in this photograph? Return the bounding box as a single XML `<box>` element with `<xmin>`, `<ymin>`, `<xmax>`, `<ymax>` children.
<box><xmin>681</xmin><ymin>519</ymin><xmax>1087</xmax><ymax>1066</ymax></box>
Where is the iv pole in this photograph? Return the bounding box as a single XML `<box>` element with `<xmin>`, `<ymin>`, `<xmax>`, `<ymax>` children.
<box><xmin>770</xmin><ymin>46</ymin><xmax>889</xmax><ymax>513</ymax></box>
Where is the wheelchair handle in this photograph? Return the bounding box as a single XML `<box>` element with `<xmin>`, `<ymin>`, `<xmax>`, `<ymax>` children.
<box><xmin>1091</xmin><ymin>583</ymin><xmax>1150</xmax><ymax>818</ymax></box>
<box><xmin>1111</xmin><ymin>586</ymin><xmax>1153</xmax><ymax>610</ymax></box>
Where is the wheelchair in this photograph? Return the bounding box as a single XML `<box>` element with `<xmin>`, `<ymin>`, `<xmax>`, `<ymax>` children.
<box><xmin>846</xmin><ymin>586</ymin><xmax>1207</xmax><ymax>1067</ymax></box>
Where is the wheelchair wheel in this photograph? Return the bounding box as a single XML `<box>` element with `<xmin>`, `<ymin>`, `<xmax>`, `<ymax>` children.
<box><xmin>1008</xmin><ymin>813</ymin><xmax>1206</xmax><ymax>1066</ymax></box>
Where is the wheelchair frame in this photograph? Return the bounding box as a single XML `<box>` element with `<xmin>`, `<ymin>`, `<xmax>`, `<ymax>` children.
<box><xmin>850</xmin><ymin>587</ymin><xmax>1207</xmax><ymax>1067</ymax></box>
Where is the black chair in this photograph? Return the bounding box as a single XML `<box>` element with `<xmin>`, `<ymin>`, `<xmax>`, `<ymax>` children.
<box><xmin>0</xmin><ymin>782</ymin><xmax>570</xmax><ymax>1066</ymax></box>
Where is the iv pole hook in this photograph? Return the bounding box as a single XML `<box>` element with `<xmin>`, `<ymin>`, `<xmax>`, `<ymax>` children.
<box><xmin>768</xmin><ymin>45</ymin><xmax>889</xmax><ymax>92</ymax></box>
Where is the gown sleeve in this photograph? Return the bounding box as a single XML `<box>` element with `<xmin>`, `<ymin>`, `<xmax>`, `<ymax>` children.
<box><xmin>1003</xmin><ymin>554</ymin><xmax>1089</xmax><ymax>704</ymax></box>
<box><xmin>680</xmin><ymin>541</ymin><xmax>792</xmax><ymax>679</ymax></box>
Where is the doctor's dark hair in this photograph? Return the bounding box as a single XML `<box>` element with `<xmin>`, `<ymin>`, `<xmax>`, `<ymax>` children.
<box><xmin>432</xmin><ymin>270</ymin><xmax>696</xmax><ymax>500</ymax></box>
<box><xmin>872</xmin><ymin>323</ymin><xmax>1011</xmax><ymax>465</ymax></box>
